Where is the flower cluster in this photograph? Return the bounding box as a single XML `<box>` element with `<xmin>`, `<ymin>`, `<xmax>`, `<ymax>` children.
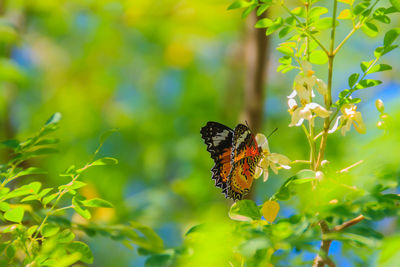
<box><xmin>287</xmin><ymin>61</ymin><xmax>331</xmax><ymax>127</ymax></box>
<box><xmin>254</xmin><ymin>133</ymin><xmax>291</xmax><ymax>182</ymax></box>
<box><xmin>287</xmin><ymin>61</ymin><xmax>366</xmax><ymax>136</ymax></box>
<box><xmin>329</xmin><ymin>104</ymin><xmax>366</xmax><ymax>136</ymax></box>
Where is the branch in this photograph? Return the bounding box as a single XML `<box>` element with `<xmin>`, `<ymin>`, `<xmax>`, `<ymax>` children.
<box><xmin>313</xmin><ymin>220</ymin><xmax>333</xmax><ymax>267</ymax></box>
<box><xmin>333</xmin><ymin>215</ymin><xmax>365</xmax><ymax>232</ymax></box>
<box><xmin>313</xmin><ymin>214</ymin><xmax>365</xmax><ymax>267</ymax></box>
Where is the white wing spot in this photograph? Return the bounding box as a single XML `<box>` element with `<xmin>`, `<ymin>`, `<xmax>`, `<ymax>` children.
<box><xmin>212</xmin><ymin>130</ymin><xmax>230</xmax><ymax>146</ymax></box>
<box><xmin>235</xmin><ymin>131</ymin><xmax>249</xmax><ymax>148</ymax></box>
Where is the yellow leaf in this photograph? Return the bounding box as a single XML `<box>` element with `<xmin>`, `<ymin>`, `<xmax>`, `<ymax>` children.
<box><xmin>338</xmin><ymin>9</ymin><xmax>352</xmax><ymax>20</ymax></box>
<box><xmin>262</xmin><ymin>200</ymin><xmax>280</xmax><ymax>223</ymax></box>
<box><xmin>338</xmin><ymin>0</ymin><xmax>354</xmax><ymax>5</ymax></box>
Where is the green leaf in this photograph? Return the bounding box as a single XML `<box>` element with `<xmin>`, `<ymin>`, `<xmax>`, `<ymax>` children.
<box><xmin>38</xmin><ymin>188</ymin><xmax>53</xmax><ymax>198</ymax></box>
<box><xmin>0</xmin><ymin>139</ymin><xmax>19</xmax><ymax>149</ymax></box>
<box><xmin>2</xmin><ymin>182</ymin><xmax>41</xmax><ymax>200</ymax></box>
<box><xmin>21</xmin><ymin>195</ymin><xmax>40</xmax><ymax>202</ymax></box>
<box><xmin>99</xmin><ymin>129</ymin><xmax>118</xmax><ymax>145</ymax></box>
<box><xmin>0</xmin><ymin>58</ymin><xmax>26</xmax><ymax>84</ymax></box>
<box><xmin>72</xmin><ymin>197</ymin><xmax>91</xmax><ymax>219</ymax></box>
<box><xmin>90</xmin><ymin>157</ymin><xmax>118</xmax><ymax>167</ymax></box>
<box><xmin>315</xmin><ymin>18</ymin><xmax>339</xmax><ymax>30</ymax></box>
<box><xmin>310</xmin><ymin>50</ymin><xmax>328</xmax><ymax>64</ymax></box>
<box><xmin>355</xmin><ymin>79</ymin><xmax>382</xmax><ymax>89</ymax></box>
<box><xmin>349</xmin><ymin>97</ymin><xmax>361</xmax><ymax>104</ymax></box>
<box><xmin>45</xmin><ymin>112</ymin><xmax>62</xmax><ymax>126</ymax></box>
<box><xmin>58</xmin><ymin>229</ymin><xmax>76</xmax><ymax>243</ymax></box>
<box><xmin>4</xmin><ymin>207</ymin><xmax>24</xmax><ymax>223</ymax></box>
<box><xmin>0</xmin><ymin>23</ymin><xmax>19</xmax><ymax>45</ymax></box>
<box><xmin>378</xmin><ymin>234</ymin><xmax>400</xmax><ymax>266</ymax></box>
<box><xmin>229</xmin><ymin>199</ymin><xmax>261</xmax><ymax>221</ymax></box>
<box><xmin>255</xmin><ymin>18</ymin><xmax>273</xmax><ymax>28</ymax></box>
<box><xmin>66</xmin><ymin>241</ymin><xmax>93</xmax><ymax>264</ymax></box>
<box><xmin>15</xmin><ymin>167</ymin><xmax>47</xmax><ymax>178</ymax></box>
<box><xmin>384</xmin><ymin>28</ymin><xmax>400</xmax><ymax>47</ymax></box>
<box><xmin>146</xmin><ymin>254</ymin><xmax>174</xmax><ymax>267</ymax></box>
<box><xmin>69</xmin><ymin>181</ymin><xmax>87</xmax><ymax>190</ymax></box>
<box><xmin>309</xmin><ymin>6</ymin><xmax>328</xmax><ymax>19</ymax></box>
<box><xmin>291</xmin><ymin>7</ymin><xmax>306</xmax><ymax>17</ymax></box>
<box><xmin>27</xmin><ymin>225</ymin><xmax>38</xmax><ymax>236</ymax></box>
<box><xmin>82</xmin><ymin>198</ymin><xmax>114</xmax><ymax>208</ymax></box>
<box><xmin>6</xmin><ymin>243</ymin><xmax>16</xmax><ymax>259</ymax></box>
<box><xmin>35</xmin><ymin>138</ymin><xmax>60</xmax><ymax>146</ymax></box>
<box><xmin>266</xmin><ymin>17</ymin><xmax>283</xmax><ymax>36</ymax></box>
<box><xmin>41</xmin><ymin>223</ymin><xmax>60</xmax><ymax>237</ymax></box>
<box><xmin>390</xmin><ymin>0</ymin><xmax>400</xmax><ymax>11</ymax></box>
<box><xmin>242</xmin><ymin>5</ymin><xmax>257</xmax><ymax>19</ymax></box>
<box><xmin>276</xmin><ymin>46</ymin><xmax>294</xmax><ymax>56</ymax></box>
<box><xmin>227</xmin><ymin>0</ymin><xmax>252</xmax><ymax>10</ymax></box>
<box><xmin>0</xmin><ymin>202</ymin><xmax>10</xmax><ymax>212</ymax></box>
<box><xmin>360</xmin><ymin>61</ymin><xmax>372</xmax><ymax>72</ymax></box>
<box><xmin>129</xmin><ymin>221</ymin><xmax>164</xmax><ymax>252</ymax></box>
<box><xmin>374</xmin><ymin>45</ymin><xmax>398</xmax><ymax>57</ymax></box>
<box><xmin>339</xmin><ymin>89</ymin><xmax>351</xmax><ymax>99</ymax></box>
<box><xmin>278</xmin><ymin>56</ymin><xmax>292</xmax><ymax>65</ymax></box>
<box><xmin>361</xmin><ymin>22</ymin><xmax>378</xmax><ymax>37</ymax></box>
<box><xmin>256</xmin><ymin>4</ymin><xmax>271</xmax><ymax>16</ymax></box>
<box><xmin>353</xmin><ymin>2</ymin><xmax>370</xmax><ymax>15</ymax></box>
<box><xmin>279</xmin><ymin>27</ymin><xmax>293</xmax><ymax>38</ymax></box>
<box><xmin>368</xmin><ymin>64</ymin><xmax>392</xmax><ymax>74</ymax></box>
<box><xmin>60</xmin><ymin>165</ymin><xmax>77</xmax><ymax>177</ymax></box>
<box><xmin>348</xmin><ymin>73</ymin><xmax>360</xmax><ymax>88</ymax></box>
<box><xmin>43</xmin><ymin>193</ymin><xmax>58</xmax><ymax>205</ymax></box>
<box><xmin>373</xmin><ymin>8</ymin><xmax>391</xmax><ymax>24</ymax></box>
<box><xmin>273</xmin><ymin>170</ymin><xmax>316</xmax><ymax>200</ymax></box>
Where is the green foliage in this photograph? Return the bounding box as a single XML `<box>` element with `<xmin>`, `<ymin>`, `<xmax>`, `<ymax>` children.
<box><xmin>159</xmin><ymin>0</ymin><xmax>400</xmax><ymax>266</ymax></box>
<box><xmin>0</xmin><ymin>114</ymin><xmax>164</xmax><ymax>265</ymax></box>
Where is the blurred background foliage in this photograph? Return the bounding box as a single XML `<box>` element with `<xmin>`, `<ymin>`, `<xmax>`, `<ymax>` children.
<box><xmin>0</xmin><ymin>0</ymin><xmax>399</xmax><ymax>266</ymax></box>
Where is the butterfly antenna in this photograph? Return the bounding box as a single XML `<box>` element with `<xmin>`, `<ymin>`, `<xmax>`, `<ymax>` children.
<box><xmin>245</xmin><ymin>120</ymin><xmax>249</xmax><ymax>128</ymax></box>
<box><xmin>267</xmin><ymin>128</ymin><xmax>278</xmax><ymax>139</ymax></box>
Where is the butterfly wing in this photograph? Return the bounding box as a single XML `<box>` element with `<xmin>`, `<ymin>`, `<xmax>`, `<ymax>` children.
<box><xmin>227</xmin><ymin>124</ymin><xmax>262</xmax><ymax>201</ymax></box>
<box><xmin>200</xmin><ymin>122</ymin><xmax>234</xmax><ymax>197</ymax></box>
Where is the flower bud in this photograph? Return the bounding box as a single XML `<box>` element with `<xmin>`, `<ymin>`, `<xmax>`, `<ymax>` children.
<box><xmin>316</xmin><ymin>171</ymin><xmax>324</xmax><ymax>180</ymax></box>
<box><xmin>380</xmin><ymin>113</ymin><xmax>389</xmax><ymax>120</ymax></box>
<box><xmin>321</xmin><ymin>160</ymin><xmax>330</xmax><ymax>167</ymax></box>
<box><xmin>375</xmin><ymin>99</ymin><xmax>384</xmax><ymax>113</ymax></box>
<box><xmin>377</xmin><ymin>121</ymin><xmax>385</xmax><ymax>129</ymax></box>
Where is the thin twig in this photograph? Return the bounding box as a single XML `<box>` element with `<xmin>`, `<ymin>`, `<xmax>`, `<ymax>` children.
<box><xmin>333</xmin><ymin>23</ymin><xmax>361</xmax><ymax>55</ymax></box>
<box><xmin>336</xmin><ymin>160</ymin><xmax>364</xmax><ymax>173</ymax></box>
<box><xmin>333</xmin><ymin>215</ymin><xmax>365</xmax><ymax>232</ymax></box>
<box><xmin>281</xmin><ymin>4</ymin><xmax>329</xmax><ymax>55</ymax></box>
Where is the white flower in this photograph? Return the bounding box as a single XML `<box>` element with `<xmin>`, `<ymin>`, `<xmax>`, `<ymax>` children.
<box><xmin>329</xmin><ymin>104</ymin><xmax>366</xmax><ymax>135</ymax></box>
<box><xmin>316</xmin><ymin>78</ymin><xmax>327</xmax><ymax>96</ymax></box>
<box><xmin>290</xmin><ymin>61</ymin><xmax>318</xmax><ymax>103</ymax></box>
<box><xmin>288</xmin><ymin>100</ymin><xmax>331</xmax><ymax>127</ymax></box>
<box><xmin>254</xmin><ymin>133</ymin><xmax>291</xmax><ymax>182</ymax></box>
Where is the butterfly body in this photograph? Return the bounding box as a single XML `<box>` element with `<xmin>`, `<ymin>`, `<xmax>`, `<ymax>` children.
<box><xmin>200</xmin><ymin>122</ymin><xmax>262</xmax><ymax>201</ymax></box>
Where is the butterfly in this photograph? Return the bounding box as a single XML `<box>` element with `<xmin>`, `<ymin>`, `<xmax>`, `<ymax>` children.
<box><xmin>200</xmin><ymin>121</ymin><xmax>262</xmax><ymax>201</ymax></box>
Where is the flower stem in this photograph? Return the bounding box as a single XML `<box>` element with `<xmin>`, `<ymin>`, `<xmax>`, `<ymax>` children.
<box><xmin>314</xmin><ymin>1</ymin><xmax>338</xmax><ymax>266</ymax></box>
<box><xmin>315</xmin><ymin>0</ymin><xmax>337</xmax><ymax>170</ymax></box>
<box><xmin>333</xmin><ymin>22</ymin><xmax>361</xmax><ymax>56</ymax></box>
<box><xmin>281</xmin><ymin>3</ymin><xmax>329</xmax><ymax>55</ymax></box>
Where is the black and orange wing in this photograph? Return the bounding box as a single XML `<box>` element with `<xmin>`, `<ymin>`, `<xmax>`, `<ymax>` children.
<box><xmin>200</xmin><ymin>122</ymin><xmax>234</xmax><ymax>197</ymax></box>
<box><xmin>227</xmin><ymin>124</ymin><xmax>262</xmax><ymax>201</ymax></box>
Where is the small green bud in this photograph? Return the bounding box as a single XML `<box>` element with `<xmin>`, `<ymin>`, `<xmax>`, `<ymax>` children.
<box><xmin>375</xmin><ymin>99</ymin><xmax>384</xmax><ymax>113</ymax></box>
<box><xmin>380</xmin><ymin>113</ymin><xmax>389</xmax><ymax>120</ymax></box>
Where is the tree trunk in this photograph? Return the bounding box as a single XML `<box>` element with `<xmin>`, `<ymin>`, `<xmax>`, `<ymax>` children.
<box><xmin>241</xmin><ymin>11</ymin><xmax>270</xmax><ymax>134</ymax></box>
<box><xmin>241</xmin><ymin>11</ymin><xmax>270</xmax><ymax>200</ymax></box>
